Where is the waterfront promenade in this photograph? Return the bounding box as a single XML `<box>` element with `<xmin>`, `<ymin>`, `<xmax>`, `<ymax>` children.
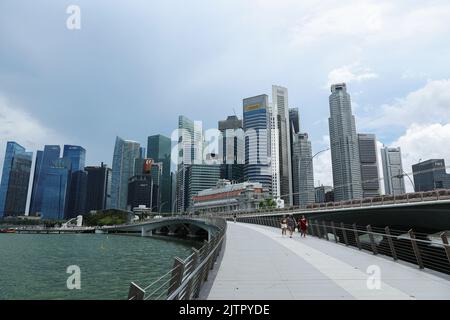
<box><xmin>204</xmin><ymin>222</ymin><xmax>450</xmax><ymax>300</ymax></box>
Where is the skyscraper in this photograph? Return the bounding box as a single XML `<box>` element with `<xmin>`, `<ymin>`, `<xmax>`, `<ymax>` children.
<box><xmin>85</xmin><ymin>163</ymin><xmax>112</xmax><ymax>213</ymax></box>
<box><xmin>218</xmin><ymin>115</ymin><xmax>245</xmax><ymax>183</ymax></box>
<box><xmin>292</xmin><ymin>133</ymin><xmax>315</xmax><ymax>207</ymax></box>
<box><xmin>412</xmin><ymin>159</ymin><xmax>450</xmax><ymax>192</ymax></box>
<box><xmin>381</xmin><ymin>147</ymin><xmax>406</xmax><ymax>196</ymax></box>
<box><xmin>289</xmin><ymin>108</ymin><xmax>300</xmax><ymax>198</ymax></box>
<box><xmin>268</xmin><ymin>103</ymin><xmax>280</xmax><ymax>200</ymax></box>
<box><xmin>272</xmin><ymin>85</ymin><xmax>293</xmax><ymax>205</ymax></box>
<box><xmin>176</xmin><ymin>115</ymin><xmax>205</xmax><ymax>212</ymax></box>
<box><xmin>147</xmin><ymin>134</ymin><xmax>172</xmax><ymax>212</ymax></box>
<box><xmin>328</xmin><ymin>83</ymin><xmax>362</xmax><ymax>201</ymax></box>
<box><xmin>243</xmin><ymin>95</ymin><xmax>272</xmax><ymax>194</ymax></box>
<box><xmin>110</xmin><ymin>137</ymin><xmax>141</xmax><ymax>210</ymax></box>
<box><xmin>41</xmin><ymin>158</ymin><xmax>71</xmax><ymax>220</ymax></box>
<box><xmin>63</xmin><ymin>145</ymin><xmax>87</xmax><ymax>218</ymax></box>
<box><xmin>0</xmin><ymin>142</ymin><xmax>33</xmax><ymax>217</ymax></box>
<box><xmin>29</xmin><ymin>145</ymin><xmax>61</xmax><ymax>216</ymax></box>
<box><xmin>358</xmin><ymin>134</ymin><xmax>380</xmax><ymax>198</ymax></box>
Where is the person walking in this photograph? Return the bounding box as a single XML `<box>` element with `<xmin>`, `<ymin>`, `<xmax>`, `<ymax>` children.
<box><xmin>233</xmin><ymin>213</ymin><xmax>237</xmax><ymax>223</ymax></box>
<box><xmin>280</xmin><ymin>216</ymin><xmax>288</xmax><ymax>236</ymax></box>
<box><xmin>299</xmin><ymin>215</ymin><xmax>308</xmax><ymax>238</ymax></box>
<box><xmin>287</xmin><ymin>215</ymin><xmax>296</xmax><ymax>238</ymax></box>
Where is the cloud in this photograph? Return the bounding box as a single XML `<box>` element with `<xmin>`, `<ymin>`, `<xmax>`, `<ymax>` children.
<box><xmin>390</xmin><ymin>123</ymin><xmax>450</xmax><ymax>192</ymax></box>
<box><xmin>361</xmin><ymin>79</ymin><xmax>450</xmax><ymax>130</ymax></box>
<box><xmin>0</xmin><ymin>95</ymin><xmax>66</xmax><ymax>213</ymax></box>
<box><xmin>326</xmin><ymin>63</ymin><xmax>378</xmax><ymax>88</ymax></box>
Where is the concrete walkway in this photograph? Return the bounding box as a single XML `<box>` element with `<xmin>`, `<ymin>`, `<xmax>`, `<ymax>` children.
<box><xmin>205</xmin><ymin>222</ymin><xmax>450</xmax><ymax>300</ymax></box>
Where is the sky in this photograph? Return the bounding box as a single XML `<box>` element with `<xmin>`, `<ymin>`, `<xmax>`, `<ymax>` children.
<box><xmin>1</xmin><ymin>0</ymin><xmax>450</xmax><ymax>194</ymax></box>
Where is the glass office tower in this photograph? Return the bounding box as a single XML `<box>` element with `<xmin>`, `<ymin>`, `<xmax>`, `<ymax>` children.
<box><xmin>63</xmin><ymin>145</ymin><xmax>87</xmax><ymax>218</ymax></box>
<box><xmin>0</xmin><ymin>142</ymin><xmax>33</xmax><ymax>217</ymax></box>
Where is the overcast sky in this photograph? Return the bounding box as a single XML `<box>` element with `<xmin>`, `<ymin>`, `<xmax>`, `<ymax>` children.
<box><xmin>1</xmin><ymin>0</ymin><xmax>450</xmax><ymax>192</ymax></box>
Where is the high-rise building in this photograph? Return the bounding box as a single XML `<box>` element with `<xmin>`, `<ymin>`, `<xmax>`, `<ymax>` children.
<box><xmin>328</xmin><ymin>83</ymin><xmax>362</xmax><ymax>201</ymax></box>
<box><xmin>29</xmin><ymin>145</ymin><xmax>61</xmax><ymax>216</ymax></box>
<box><xmin>289</xmin><ymin>108</ymin><xmax>300</xmax><ymax>198</ymax></box>
<box><xmin>243</xmin><ymin>95</ymin><xmax>272</xmax><ymax>194</ymax></box>
<box><xmin>268</xmin><ymin>104</ymin><xmax>280</xmax><ymax>200</ymax></box>
<box><xmin>127</xmin><ymin>175</ymin><xmax>154</xmax><ymax>211</ymax></box>
<box><xmin>292</xmin><ymin>133</ymin><xmax>315</xmax><ymax>207</ymax></box>
<box><xmin>147</xmin><ymin>134</ymin><xmax>172</xmax><ymax>212</ymax></box>
<box><xmin>315</xmin><ymin>185</ymin><xmax>333</xmax><ymax>203</ymax></box>
<box><xmin>63</xmin><ymin>145</ymin><xmax>87</xmax><ymax>218</ymax></box>
<box><xmin>176</xmin><ymin>116</ymin><xmax>205</xmax><ymax>212</ymax></box>
<box><xmin>110</xmin><ymin>137</ymin><xmax>141</xmax><ymax>210</ymax></box>
<box><xmin>85</xmin><ymin>163</ymin><xmax>112</xmax><ymax>213</ymax></box>
<box><xmin>272</xmin><ymin>85</ymin><xmax>293</xmax><ymax>205</ymax></box>
<box><xmin>358</xmin><ymin>134</ymin><xmax>380</xmax><ymax>198</ymax></box>
<box><xmin>218</xmin><ymin>115</ymin><xmax>245</xmax><ymax>183</ymax></box>
<box><xmin>412</xmin><ymin>159</ymin><xmax>450</xmax><ymax>192</ymax></box>
<box><xmin>381</xmin><ymin>147</ymin><xmax>406</xmax><ymax>196</ymax></box>
<box><xmin>184</xmin><ymin>164</ymin><xmax>221</xmax><ymax>212</ymax></box>
<box><xmin>41</xmin><ymin>158</ymin><xmax>71</xmax><ymax>220</ymax></box>
<box><xmin>0</xmin><ymin>142</ymin><xmax>33</xmax><ymax>217</ymax></box>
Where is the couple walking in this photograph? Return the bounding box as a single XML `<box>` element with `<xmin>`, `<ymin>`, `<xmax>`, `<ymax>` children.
<box><xmin>280</xmin><ymin>215</ymin><xmax>308</xmax><ymax>238</ymax></box>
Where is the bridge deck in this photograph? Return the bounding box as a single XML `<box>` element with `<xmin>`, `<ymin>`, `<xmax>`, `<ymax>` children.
<box><xmin>204</xmin><ymin>222</ymin><xmax>450</xmax><ymax>300</ymax></box>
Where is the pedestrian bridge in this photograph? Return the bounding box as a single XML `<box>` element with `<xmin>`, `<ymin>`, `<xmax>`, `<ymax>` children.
<box><xmin>202</xmin><ymin>222</ymin><xmax>450</xmax><ymax>300</ymax></box>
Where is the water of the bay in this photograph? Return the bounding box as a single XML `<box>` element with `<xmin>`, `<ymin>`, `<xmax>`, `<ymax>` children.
<box><xmin>0</xmin><ymin>233</ymin><xmax>195</xmax><ymax>300</ymax></box>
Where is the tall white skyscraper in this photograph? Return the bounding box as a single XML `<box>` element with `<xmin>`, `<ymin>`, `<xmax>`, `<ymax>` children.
<box><xmin>381</xmin><ymin>147</ymin><xmax>406</xmax><ymax>195</ymax></box>
<box><xmin>328</xmin><ymin>83</ymin><xmax>362</xmax><ymax>201</ymax></box>
<box><xmin>269</xmin><ymin>103</ymin><xmax>280</xmax><ymax>200</ymax></box>
<box><xmin>272</xmin><ymin>85</ymin><xmax>293</xmax><ymax>205</ymax></box>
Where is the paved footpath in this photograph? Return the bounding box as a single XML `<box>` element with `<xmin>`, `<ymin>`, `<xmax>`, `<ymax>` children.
<box><xmin>205</xmin><ymin>222</ymin><xmax>450</xmax><ymax>300</ymax></box>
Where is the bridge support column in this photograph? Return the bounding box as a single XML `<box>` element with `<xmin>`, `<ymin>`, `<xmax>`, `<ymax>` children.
<box><xmin>141</xmin><ymin>227</ymin><xmax>152</xmax><ymax>237</ymax></box>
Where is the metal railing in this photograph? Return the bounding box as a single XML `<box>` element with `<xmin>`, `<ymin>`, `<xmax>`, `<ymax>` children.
<box><xmin>213</xmin><ymin>189</ymin><xmax>450</xmax><ymax>218</ymax></box>
<box><xmin>236</xmin><ymin>215</ymin><xmax>450</xmax><ymax>275</ymax></box>
<box><xmin>127</xmin><ymin>218</ymin><xmax>227</xmax><ymax>300</ymax></box>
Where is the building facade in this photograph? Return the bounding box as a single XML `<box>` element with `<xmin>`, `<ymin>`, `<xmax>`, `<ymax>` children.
<box><xmin>63</xmin><ymin>145</ymin><xmax>87</xmax><ymax>218</ymax></box>
<box><xmin>29</xmin><ymin>145</ymin><xmax>61</xmax><ymax>216</ymax></box>
<box><xmin>292</xmin><ymin>133</ymin><xmax>315</xmax><ymax>207</ymax></box>
<box><xmin>357</xmin><ymin>134</ymin><xmax>380</xmax><ymax>198</ymax></box>
<box><xmin>243</xmin><ymin>95</ymin><xmax>272</xmax><ymax>194</ymax></box>
<box><xmin>147</xmin><ymin>134</ymin><xmax>172</xmax><ymax>212</ymax></box>
<box><xmin>0</xmin><ymin>142</ymin><xmax>33</xmax><ymax>217</ymax></box>
<box><xmin>328</xmin><ymin>83</ymin><xmax>362</xmax><ymax>201</ymax></box>
<box><xmin>85</xmin><ymin>163</ymin><xmax>112</xmax><ymax>213</ymax></box>
<box><xmin>192</xmin><ymin>180</ymin><xmax>269</xmax><ymax>214</ymax></box>
<box><xmin>315</xmin><ymin>185</ymin><xmax>334</xmax><ymax>203</ymax></box>
<box><xmin>110</xmin><ymin>137</ymin><xmax>141</xmax><ymax>210</ymax></box>
<box><xmin>381</xmin><ymin>147</ymin><xmax>406</xmax><ymax>196</ymax></box>
<box><xmin>218</xmin><ymin>115</ymin><xmax>245</xmax><ymax>183</ymax></box>
<box><xmin>272</xmin><ymin>85</ymin><xmax>293</xmax><ymax>206</ymax></box>
<box><xmin>268</xmin><ymin>103</ymin><xmax>281</xmax><ymax>200</ymax></box>
<box><xmin>412</xmin><ymin>159</ymin><xmax>450</xmax><ymax>192</ymax></box>
<box><xmin>41</xmin><ymin>158</ymin><xmax>71</xmax><ymax>220</ymax></box>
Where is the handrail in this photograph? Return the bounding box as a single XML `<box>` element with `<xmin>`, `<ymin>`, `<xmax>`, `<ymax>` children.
<box><xmin>127</xmin><ymin>217</ymin><xmax>227</xmax><ymax>300</ymax></box>
<box><xmin>235</xmin><ymin>215</ymin><xmax>450</xmax><ymax>276</ymax></box>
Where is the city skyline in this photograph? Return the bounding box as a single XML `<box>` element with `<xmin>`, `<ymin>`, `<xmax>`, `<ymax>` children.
<box><xmin>2</xmin><ymin>1</ymin><xmax>450</xmax><ymax>195</ymax></box>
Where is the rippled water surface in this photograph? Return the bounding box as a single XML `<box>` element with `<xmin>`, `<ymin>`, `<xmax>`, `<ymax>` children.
<box><xmin>0</xmin><ymin>233</ymin><xmax>194</xmax><ymax>300</ymax></box>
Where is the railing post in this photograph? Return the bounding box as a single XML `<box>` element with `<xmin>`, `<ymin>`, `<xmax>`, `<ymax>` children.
<box><xmin>315</xmin><ymin>220</ymin><xmax>322</xmax><ymax>239</ymax></box>
<box><xmin>366</xmin><ymin>225</ymin><xmax>378</xmax><ymax>255</ymax></box>
<box><xmin>408</xmin><ymin>229</ymin><xmax>424</xmax><ymax>269</ymax></box>
<box><xmin>331</xmin><ymin>221</ymin><xmax>338</xmax><ymax>243</ymax></box>
<box><xmin>341</xmin><ymin>222</ymin><xmax>349</xmax><ymax>246</ymax></box>
<box><xmin>168</xmin><ymin>257</ymin><xmax>186</xmax><ymax>299</ymax></box>
<box><xmin>385</xmin><ymin>226</ymin><xmax>397</xmax><ymax>261</ymax></box>
<box><xmin>353</xmin><ymin>224</ymin><xmax>361</xmax><ymax>250</ymax></box>
<box><xmin>310</xmin><ymin>221</ymin><xmax>316</xmax><ymax>237</ymax></box>
<box><xmin>322</xmin><ymin>221</ymin><xmax>329</xmax><ymax>241</ymax></box>
<box><xmin>440</xmin><ymin>231</ymin><xmax>450</xmax><ymax>267</ymax></box>
<box><xmin>128</xmin><ymin>282</ymin><xmax>145</xmax><ymax>300</ymax></box>
<box><xmin>189</xmin><ymin>248</ymin><xmax>201</xmax><ymax>299</ymax></box>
